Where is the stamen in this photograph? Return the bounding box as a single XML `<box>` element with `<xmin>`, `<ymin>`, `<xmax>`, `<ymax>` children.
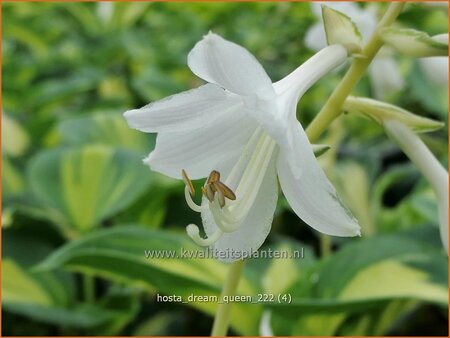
<box><xmin>226</xmin><ymin>135</ymin><xmax>276</xmax><ymax>220</ymax></box>
<box><xmin>212</xmin><ymin>133</ymin><xmax>276</xmax><ymax>226</ymax></box>
<box><xmin>214</xmin><ymin>181</ymin><xmax>236</xmax><ymax>201</ymax></box>
<box><xmin>183</xmin><ymin>128</ymin><xmax>277</xmax><ymax>248</ymax></box>
<box><xmin>207</xmin><ymin>170</ymin><xmax>220</xmax><ymax>184</ymax></box>
<box><xmin>186</xmin><ymin>224</ymin><xmax>223</xmax><ymax>246</ymax></box>
<box><xmin>210</xmin><ymin>182</ymin><xmax>217</xmax><ymax>193</ymax></box>
<box><xmin>204</xmin><ymin>184</ymin><xmax>215</xmax><ymax>202</ymax></box>
<box><xmin>216</xmin><ymin>185</ymin><xmax>226</xmax><ymax>208</ymax></box>
<box><xmin>210</xmin><ymin>197</ymin><xmax>241</xmax><ymax>232</ymax></box>
<box><xmin>181</xmin><ymin>169</ymin><xmax>195</xmax><ymax>196</ymax></box>
<box><xmin>184</xmin><ymin>186</ymin><xmax>202</xmax><ymax>213</ymax></box>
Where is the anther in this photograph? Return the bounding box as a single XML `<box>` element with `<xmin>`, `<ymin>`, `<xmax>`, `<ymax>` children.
<box><xmin>216</xmin><ymin>185</ymin><xmax>226</xmax><ymax>208</ymax></box>
<box><xmin>181</xmin><ymin>169</ymin><xmax>195</xmax><ymax>196</ymax></box>
<box><xmin>207</xmin><ymin>170</ymin><xmax>220</xmax><ymax>184</ymax></box>
<box><xmin>201</xmin><ymin>186</ymin><xmax>216</xmax><ymax>202</ymax></box>
<box><xmin>214</xmin><ymin>181</ymin><xmax>236</xmax><ymax>201</ymax></box>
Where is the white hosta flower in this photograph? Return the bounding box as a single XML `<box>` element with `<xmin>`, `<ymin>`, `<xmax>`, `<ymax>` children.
<box><xmin>305</xmin><ymin>2</ymin><xmax>404</xmax><ymax>100</ymax></box>
<box><xmin>384</xmin><ymin>121</ymin><xmax>448</xmax><ymax>252</ymax></box>
<box><xmin>125</xmin><ymin>33</ymin><xmax>360</xmax><ymax>261</ymax></box>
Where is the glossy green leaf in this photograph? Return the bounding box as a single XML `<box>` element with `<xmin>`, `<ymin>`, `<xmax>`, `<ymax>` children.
<box><xmin>269</xmin><ymin>234</ymin><xmax>447</xmax><ymax>335</ymax></box>
<box><xmin>3</xmin><ymin>259</ymin><xmax>55</xmax><ymax>306</ymax></box>
<box><xmin>2</xmin><ymin>231</ymin><xmax>82</xmax><ymax>327</ymax></box>
<box><xmin>37</xmin><ymin>226</ymin><xmax>261</xmax><ymax>335</ymax></box>
<box><xmin>337</xmin><ymin>300</ymin><xmax>416</xmax><ymax>336</ymax></box>
<box><xmin>28</xmin><ymin>145</ymin><xmax>152</xmax><ymax>236</ymax></box>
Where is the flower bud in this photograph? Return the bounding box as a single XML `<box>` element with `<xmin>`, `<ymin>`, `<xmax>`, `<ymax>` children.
<box><xmin>380</xmin><ymin>28</ymin><xmax>448</xmax><ymax>57</ymax></box>
<box><xmin>322</xmin><ymin>5</ymin><xmax>363</xmax><ymax>54</ymax></box>
<box><xmin>343</xmin><ymin>96</ymin><xmax>444</xmax><ymax>133</ymax></box>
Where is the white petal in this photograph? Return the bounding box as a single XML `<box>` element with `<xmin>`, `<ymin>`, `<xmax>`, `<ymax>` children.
<box><xmin>274</xmin><ymin>44</ymin><xmax>348</xmax><ymax>109</ymax></box>
<box><xmin>420</xmin><ymin>57</ymin><xmax>449</xmax><ymax>87</ymax></box>
<box><xmin>145</xmin><ymin>110</ymin><xmax>258</xmax><ymax>179</ymax></box>
<box><xmin>257</xmin><ymin>45</ymin><xmax>348</xmax><ymax>148</ymax></box>
<box><xmin>267</xmin><ymin>45</ymin><xmax>347</xmax><ymax>175</ymax></box>
<box><xmin>124</xmin><ymin>84</ymin><xmax>241</xmax><ymax>133</ymax></box>
<box><xmin>304</xmin><ymin>23</ymin><xmax>327</xmax><ymax>51</ymax></box>
<box><xmin>201</xmin><ymin>152</ymin><xmax>278</xmax><ymax>262</ymax></box>
<box><xmin>369</xmin><ymin>56</ymin><xmax>405</xmax><ymax>100</ymax></box>
<box><xmin>187</xmin><ymin>33</ymin><xmax>275</xmax><ymax>99</ymax></box>
<box><xmin>277</xmin><ymin>121</ymin><xmax>361</xmax><ymax>237</ymax></box>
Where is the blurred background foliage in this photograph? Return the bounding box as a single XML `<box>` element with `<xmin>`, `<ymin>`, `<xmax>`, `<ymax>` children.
<box><xmin>2</xmin><ymin>1</ymin><xmax>448</xmax><ymax>336</ymax></box>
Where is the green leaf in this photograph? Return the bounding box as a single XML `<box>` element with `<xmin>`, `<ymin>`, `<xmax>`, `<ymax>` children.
<box><xmin>337</xmin><ymin>300</ymin><xmax>416</xmax><ymax>336</ymax></box>
<box><xmin>269</xmin><ymin>234</ymin><xmax>447</xmax><ymax>335</ymax></box>
<box><xmin>58</xmin><ymin>112</ymin><xmax>154</xmax><ymax>154</ymax></box>
<box><xmin>338</xmin><ymin>258</ymin><xmax>447</xmax><ymax>304</ymax></box>
<box><xmin>315</xmin><ymin>235</ymin><xmax>447</xmax><ymax>302</ymax></box>
<box><xmin>37</xmin><ymin>226</ymin><xmax>261</xmax><ymax>335</ymax></box>
<box><xmin>3</xmin><ymin>259</ymin><xmax>55</xmax><ymax>306</ymax></box>
<box><xmin>4</xmin><ymin>303</ymin><xmax>113</xmax><ymax>329</ymax></box>
<box><xmin>28</xmin><ymin>145</ymin><xmax>152</xmax><ymax>236</ymax></box>
<box><xmin>1</xmin><ymin>230</ymin><xmax>98</xmax><ymax>328</ymax></box>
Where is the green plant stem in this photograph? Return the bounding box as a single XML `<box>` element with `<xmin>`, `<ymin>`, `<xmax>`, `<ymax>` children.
<box><xmin>306</xmin><ymin>2</ymin><xmax>405</xmax><ymax>143</ymax></box>
<box><xmin>211</xmin><ymin>259</ymin><xmax>246</xmax><ymax>336</ymax></box>
<box><xmin>83</xmin><ymin>274</ymin><xmax>95</xmax><ymax>302</ymax></box>
<box><xmin>320</xmin><ymin>233</ymin><xmax>332</xmax><ymax>257</ymax></box>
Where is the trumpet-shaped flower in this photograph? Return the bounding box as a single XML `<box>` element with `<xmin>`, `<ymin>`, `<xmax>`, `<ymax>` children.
<box><xmin>125</xmin><ymin>33</ymin><xmax>360</xmax><ymax>261</ymax></box>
